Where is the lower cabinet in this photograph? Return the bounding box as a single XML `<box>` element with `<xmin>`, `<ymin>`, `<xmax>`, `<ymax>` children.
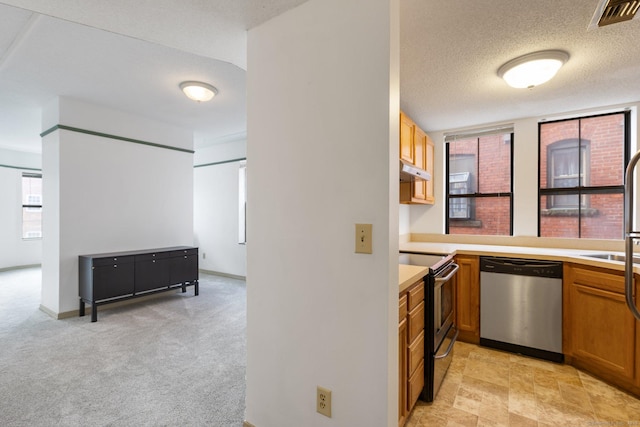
<box><xmin>79</xmin><ymin>246</ymin><xmax>199</xmax><ymax>322</ymax></box>
<box><xmin>398</xmin><ymin>278</ymin><xmax>424</xmax><ymax>427</ymax></box>
<box><xmin>563</xmin><ymin>263</ymin><xmax>637</xmax><ymax>389</ymax></box>
<box><xmin>454</xmin><ymin>255</ymin><xmax>480</xmax><ymax>344</ymax></box>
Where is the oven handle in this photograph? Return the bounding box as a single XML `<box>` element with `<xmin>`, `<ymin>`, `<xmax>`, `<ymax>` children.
<box><xmin>434</xmin><ymin>263</ymin><xmax>459</xmax><ymax>284</ymax></box>
<box><xmin>434</xmin><ymin>326</ymin><xmax>459</xmax><ymax>360</ymax></box>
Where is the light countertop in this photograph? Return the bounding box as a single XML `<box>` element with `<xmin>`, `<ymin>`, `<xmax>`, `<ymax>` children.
<box><xmin>399</xmin><ymin>264</ymin><xmax>429</xmax><ymax>293</ymax></box>
<box><xmin>399</xmin><ymin>241</ymin><xmax>636</xmax><ymax>273</ymax></box>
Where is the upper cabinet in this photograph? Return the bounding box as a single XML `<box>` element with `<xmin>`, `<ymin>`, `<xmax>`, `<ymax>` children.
<box><xmin>400</xmin><ymin>113</ymin><xmax>415</xmax><ymax>164</ymax></box>
<box><xmin>399</xmin><ymin>111</ymin><xmax>435</xmax><ymax>205</ymax></box>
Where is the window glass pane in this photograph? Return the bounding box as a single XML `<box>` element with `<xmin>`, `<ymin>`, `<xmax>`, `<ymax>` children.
<box><xmin>21</xmin><ymin>173</ymin><xmax>42</xmax><ymax>239</ymax></box>
<box><xmin>478</xmin><ymin>133</ymin><xmax>511</xmax><ymax>194</ymax></box>
<box><xmin>540</xmin><ymin>120</ymin><xmax>579</xmax><ymax>190</ymax></box>
<box><xmin>581</xmin><ymin>114</ymin><xmax>625</xmax><ymax>187</ymax></box>
<box><xmin>238</xmin><ymin>161</ymin><xmax>246</xmax><ymax>244</ymax></box>
<box><xmin>449</xmin><ymin>197</ymin><xmax>510</xmax><ymax>235</ymax></box>
<box><xmin>22</xmin><ymin>207</ymin><xmax>42</xmax><ymax>239</ymax></box>
<box><xmin>22</xmin><ymin>175</ymin><xmax>43</xmax><ymax>205</ymax></box>
<box><xmin>448</xmin><ymin>138</ymin><xmax>477</xmax><ymax>195</ymax></box>
<box><xmin>540</xmin><ymin>195</ymin><xmax>579</xmax><ymax>238</ymax></box>
<box><xmin>580</xmin><ymin>193</ymin><xmax>624</xmax><ymax>239</ymax></box>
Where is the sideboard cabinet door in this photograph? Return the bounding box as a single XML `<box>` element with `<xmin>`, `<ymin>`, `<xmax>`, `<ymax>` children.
<box><xmin>93</xmin><ymin>261</ymin><xmax>135</xmax><ymax>300</ymax></box>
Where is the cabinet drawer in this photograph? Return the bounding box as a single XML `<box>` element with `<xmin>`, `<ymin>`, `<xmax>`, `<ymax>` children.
<box><xmin>408</xmin><ymin>301</ymin><xmax>425</xmax><ymax>343</ymax></box>
<box><xmin>399</xmin><ymin>294</ymin><xmax>408</xmax><ymax>322</ymax></box>
<box><xmin>408</xmin><ymin>330</ymin><xmax>425</xmax><ymax>375</ymax></box>
<box><xmin>408</xmin><ymin>281</ymin><xmax>424</xmax><ymax>311</ymax></box>
<box><xmin>407</xmin><ymin>359</ymin><xmax>425</xmax><ymax>410</ymax></box>
<box><xmin>569</xmin><ymin>264</ymin><xmax>625</xmax><ymax>294</ymax></box>
<box><xmin>135</xmin><ymin>251</ymin><xmax>175</xmax><ymax>262</ymax></box>
<box><xmin>168</xmin><ymin>248</ymin><xmax>198</xmax><ymax>257</ymax></box>
<box><xmin>92</xmin><ymin>255</ymin><xmax>135</xmax><ymax>267</ymax></box>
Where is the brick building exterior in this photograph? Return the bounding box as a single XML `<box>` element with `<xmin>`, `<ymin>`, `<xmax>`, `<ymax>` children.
<box><xmin>448</xmin><ymin>134</ymin><xmax>511</xmax><ymax>235</ymax></box>
<box><xmin>447</xmin><ymin>113</ymin><xmax>625</xmax><ymax>239</ymax></box>
<box><xmin>540</xmin><ymin>114</ymin><xmax>625</xmax><ymax>239</ymax></box>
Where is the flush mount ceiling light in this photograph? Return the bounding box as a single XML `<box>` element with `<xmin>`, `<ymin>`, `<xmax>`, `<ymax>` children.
<box><xmin>179</xmin><ymin>81</ymin><xmax>218</xmax><ymax>102</ymax></box>
<box><xmin>497</xmin><ymin>50</ymin><xmax>569</xmax><ymax>89</ymax></box>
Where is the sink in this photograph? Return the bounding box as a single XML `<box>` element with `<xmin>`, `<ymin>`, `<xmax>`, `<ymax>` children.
<box><xmin>582</xmin><ymin>253</ymin><xmax>640</xmax><ymax>264</ymax></box>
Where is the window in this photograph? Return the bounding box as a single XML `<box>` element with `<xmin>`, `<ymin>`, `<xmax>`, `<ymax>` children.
<box><xmin>539</xmin><ymin>112</ymin><xmax>628</xmax><ymax>239</ymax></box>
<box><xmin>22</xmin><ymin>173</ymin><xmax>42</xmax><ymax>239</ymax></box>
<box><xmin>446</xmin><ymin>130</ymin><xmax>513</xmax><ymax>235</ymax></box>
<box><xmin>238</xmin><ymin>160</ymin><xmax>246</xmax><ymax>244</ymax></box>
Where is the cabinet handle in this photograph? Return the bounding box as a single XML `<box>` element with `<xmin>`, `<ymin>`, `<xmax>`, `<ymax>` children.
<box><xmin>113</xmin><ymin>265</ymin><xmax>117</xmax><ymax>268</ymax></box>
<box><xmin>184</xmin><ymin>256</ymin><xmax>187</xmax><ymax>259</ymax></box>
<box><xmin>114</xmin><ymin>258</ymin><xmax>117</xmax><ymax>261</ymax></box>
<box><xmin>153</xmin><ymin>260</ymin><xmax>156</xmax><ymax>263</ymax></box>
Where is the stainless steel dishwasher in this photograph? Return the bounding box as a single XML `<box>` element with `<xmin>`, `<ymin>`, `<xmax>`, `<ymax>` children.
<box><xmin>480</xmin><ymin>256</ymin><xmax>563</xmax><ymax>363</ymax></box>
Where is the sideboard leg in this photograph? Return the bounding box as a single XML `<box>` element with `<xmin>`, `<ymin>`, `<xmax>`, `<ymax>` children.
<box><xmin>195</xmin><ymin>280</ymin><xmax>199</xmax><ymax>296</ymax></box>
<box><xmin>79</xmin><ymin>299</ymin><xmax>85</xmax><ymax>317</ymax></box>
<box><xmin>91</xmin><ymin>304</ymin><xmax>98</xmax><ymax>322</ymax></box>
<box><xmin>181</xmin><ymin>283</ymin><xmax>186</xmax><ymax>293</ymax></box>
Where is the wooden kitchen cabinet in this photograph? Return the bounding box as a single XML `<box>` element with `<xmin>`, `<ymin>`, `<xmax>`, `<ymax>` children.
<box><xmin>424</xmin><ymin>135</ymin><xmax>435</xmax><ymax>204</ymax></box>
<box><xmin>400</xmin><ymin>112</ymin><xmax>415</xmax><ymax>164</ymax></box>
<box><xmin>454</xmin><ymin>254</ymin><xmax>480</xmax><ymax>344</ymax></box>
<box><xmin>564</xmin><ymin>263</ymin><xmax>636</xmax><ymax>388</ymax></box>
<box><xmin>398</xmin><ymin>317</ymin><xmax>408</xmax><ymax>427</ymax></box>
<box><xmin>398</xmin><ymin>278</ymin><xmax>425</xmax><ymax>426</ymax></box>
<box><xmin>399</xmin><ymin>111</ymin><xmax>434</xmax><ymax>205</ymax></box>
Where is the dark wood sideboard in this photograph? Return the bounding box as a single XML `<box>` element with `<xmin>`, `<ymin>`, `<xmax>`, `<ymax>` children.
<box><xmin>79</xmin><ymin>246</ymin><xmax>199</xmax><ymax>322</ymax></box>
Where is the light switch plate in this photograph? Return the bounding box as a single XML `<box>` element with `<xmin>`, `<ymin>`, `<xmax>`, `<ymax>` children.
<box><xmin>355</xmin><ymin>223</ymin><xmax>372</xmax><ymax>254</ymax></box>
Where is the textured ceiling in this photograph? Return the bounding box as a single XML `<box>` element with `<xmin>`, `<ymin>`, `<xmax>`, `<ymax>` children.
<box><xmin>1</xmin><ymin>0</ymin><xmax>640</xmax><ymax>154</ymax></box>
<box><xmin>400</xmin><ymin>0</ymin><xmax>640</xmax><ymax>133</ymax></box>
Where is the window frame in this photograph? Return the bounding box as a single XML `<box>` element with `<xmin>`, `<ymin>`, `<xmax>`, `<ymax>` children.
<box><xmin>21</xmin><ymin>172</ymin><xmax>43</xmax><ymax>240</ymax></box>
<box><xmin>445</xmin><ymin>132</ymin><xmax>514</xmax><ymax>235</ymax></box>
<box><xmin>537</xmin><ymin>111</ymin><xmax>630</xmax><ymax>238</ymax></box>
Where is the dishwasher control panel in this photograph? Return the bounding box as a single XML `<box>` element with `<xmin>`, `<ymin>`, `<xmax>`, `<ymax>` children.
<box><xmin>479</xmin><ymin>256</ymin><xmax>563</xmax><ymax>279</ymax></box>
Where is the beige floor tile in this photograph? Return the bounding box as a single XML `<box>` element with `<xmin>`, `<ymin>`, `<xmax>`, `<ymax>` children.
<box><xmin>405</xmin><ymin>342</ymin><xmax>640</xmax><ymax>427</ymax></box>
<box><xmin>507</xmin><ymin>413</ymin><xmax>537</xmax><ymax>427</ymax></box>
<box><xmin>464</xmin><ymin>358</ymin><xmax>510</xmax><ymax>388</ymax></box>
<box><xmin>436</xmin><ymin>406</ymin><xmax>479</xmax><ymax>426</ymax></box>
<box><xmin>533</xmin><ymin>381</ymin><xmax>562</xmax><ymax>404</ymax></box>
<box><xmin>461</xmin><ymin>376</ymin><xmax>510</xmax><ymax>405</ymax></box>
<box><xmin>417</xmin><ymin>413</ymin><xmax>449</xmax><ymax>427</ymax></box>
<box><xmin>557</xmin><ymin>381</ymin><xmax>593</xmax><ymax>409</ymax></box>
<box><xmin>468</xmin><ymin>346</ymin><xmax>512</xmax><ymax>364</ymax></box>
<box><xmin>508</xmin><ymin>384</ymin><xmax>539</xmax><ymax>418</ymax></box>
<box><xmin>477</xmin><ymin>399</ymin><xmax>510</xmax><ymax>425</ymax></box>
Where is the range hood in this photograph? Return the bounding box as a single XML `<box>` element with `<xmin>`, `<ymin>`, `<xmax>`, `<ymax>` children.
<box><xmin>400</xmin><ymin>159</ymin><xmax>431</xmax><ymax>182</ymax></box>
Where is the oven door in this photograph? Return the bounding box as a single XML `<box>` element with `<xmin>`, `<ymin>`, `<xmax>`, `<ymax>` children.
<box><xmin>433</xmin><ymin>262</ymin><xmax>458</xmax><ymax>347</ymax></box>
<box><xmin>433</xmin><ymin>323</ymin><xmax>459</xmax><ymax>398</ymax></box>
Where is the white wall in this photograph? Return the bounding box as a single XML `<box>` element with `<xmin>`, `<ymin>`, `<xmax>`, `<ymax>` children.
<box><xmin>0</xmin><ymin>152</ymin><xmax>43</xmax><ymax>269</ymax></box>
<box><xmin>246</xmin><ymin>0</ymin><xmax>399</xmax><ymax>426</ymax></box>
<box><xmin>193</xmin><ymin>139</ymin><xmax>247</xmax><ymax>277</ymax></box>
<box><xmin>41</xmin><ymin>97</ymin><xmax>194</xmax><ymax>315</ymax></box>
<box><xmin>409</xmin><ymin>102</ymin><xmax>640</xmax><ymax>238</ymax></box>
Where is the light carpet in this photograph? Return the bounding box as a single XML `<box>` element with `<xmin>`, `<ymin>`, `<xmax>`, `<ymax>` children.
<box><xmin>0</xmin><ymin>267</ymin><xmax>246</xmax><ymax>427</ymax></box>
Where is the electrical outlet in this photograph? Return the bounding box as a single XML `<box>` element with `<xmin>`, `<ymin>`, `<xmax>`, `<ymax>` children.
<box><xmin>202</xmin><ymin>252</ymin><xmax>206</xmax><ymax>259</ymax></box>
<box><xmin>355</xmin><ymin>223</ymin><xmax>372</xmax><ymax>254</ymax></box>
<box><xmin>316</xmin><ymin>386</ymin><xmax>332</xmax><ymax>418</ymax></box>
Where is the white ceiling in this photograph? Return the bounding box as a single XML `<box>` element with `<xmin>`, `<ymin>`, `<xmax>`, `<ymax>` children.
<box><xmin>1</xmin><ymin>0</ymin><xmax>640</xmax><ymax>154</ymax></box>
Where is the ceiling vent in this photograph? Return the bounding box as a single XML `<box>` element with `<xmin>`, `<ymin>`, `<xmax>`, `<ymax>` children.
<box><xmin>597</xmin><ymin>0</ymin><xmax>640</xmax><ymax>26</ymax></box>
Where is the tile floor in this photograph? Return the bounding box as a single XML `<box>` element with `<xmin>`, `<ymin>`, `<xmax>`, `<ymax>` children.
<box><xmin>406</xmin><ymin>341</ymin><xmax>640</xmax><ymax>426</ymax></box>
